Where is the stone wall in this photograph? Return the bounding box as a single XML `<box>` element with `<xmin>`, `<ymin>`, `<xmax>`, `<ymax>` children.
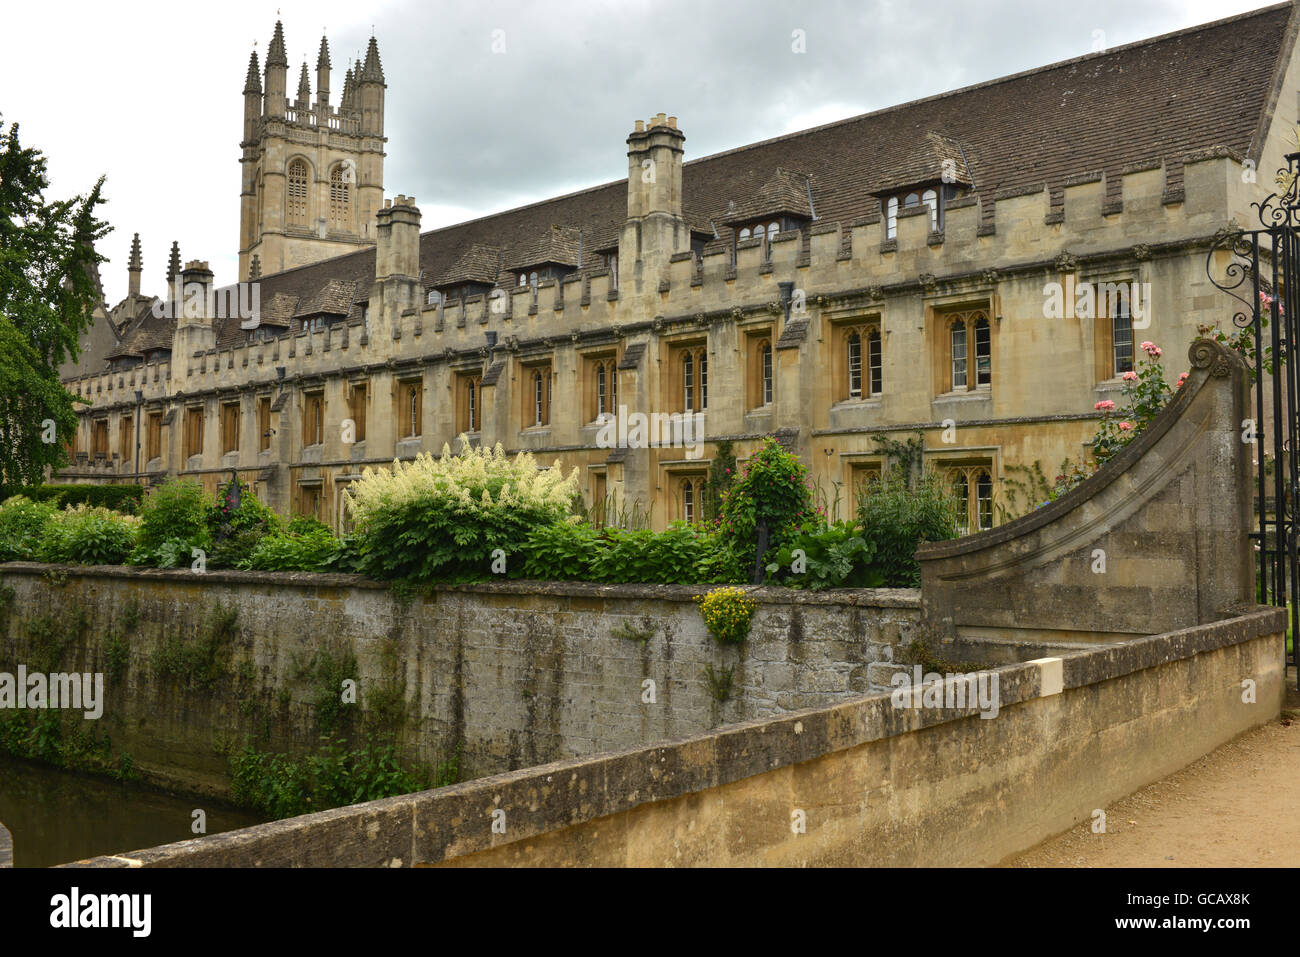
<box><xmin>0</xmin><ymin>567</ymin><xmax>919</xmax><ymax>797</ymax></box>
<box><xmin>72</xmin><ymin>604</ymin><xmax>1285</xmax><ymax>867</ymax></box>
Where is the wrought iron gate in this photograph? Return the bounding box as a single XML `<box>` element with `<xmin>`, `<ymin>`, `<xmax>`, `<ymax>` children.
<box><xmin>1208</xmin><ymin>151</ymin><xmax>1300</xmax><ymax>687</ymax></box>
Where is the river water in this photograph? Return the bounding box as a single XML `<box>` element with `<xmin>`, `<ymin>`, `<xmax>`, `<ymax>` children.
<box><xmin>0</xmin><ymin>755</ymin><xmax>264</xmax><ymax>868</ymax></box>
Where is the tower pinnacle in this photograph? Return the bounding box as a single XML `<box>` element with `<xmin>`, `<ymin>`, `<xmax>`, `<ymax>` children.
<box><xmin>266</xmin><ymin>20</ymin><xmax>288</xmax><ymax>67</ymax></box>
<box><xmin>244</xmin><ymin>50</ymin><xmax>262</xmax><ymax>95</ymax></box>
<box><xmin>362</xmin><ymin>35</ymin><xmax>384</xmax><ymax>83</ymax></box>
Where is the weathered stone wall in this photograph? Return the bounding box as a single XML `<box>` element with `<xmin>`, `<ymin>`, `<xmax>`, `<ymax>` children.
<box><xmin>0</xmin><ymin>567</ymin><xmax>920</xmax><ymax>797</ymax></box>
<box><xmin>73</xmin><ymin>605</ymin><xmax>1285</xmax><ymax>867</ymax></box>
<box><xmin>917</xmin><ymin>338</ymin><xmax>1254</xmax><ymax>644</ymax></box>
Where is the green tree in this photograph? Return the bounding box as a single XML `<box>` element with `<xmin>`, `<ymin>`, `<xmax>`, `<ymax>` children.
<box><xmin>0</xmin><ymin>116</ymin><xmax>109</xmax><ymax>485</ymax></box>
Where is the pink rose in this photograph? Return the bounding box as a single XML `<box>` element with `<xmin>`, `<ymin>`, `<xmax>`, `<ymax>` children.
<box><xmin>1095</xmin><ymin>400</ymin><xmax>1116</xmax><ymax>411</ymax></box>
<box><xmin>1119</xmin><ymin>421</ymin><xmax>1132</xmax><ymax>432</ymax></box>
<box><xmin>1121</xmin><ymin>371</ymin><xmax>1138</xmax><ymax>381</ymax></box>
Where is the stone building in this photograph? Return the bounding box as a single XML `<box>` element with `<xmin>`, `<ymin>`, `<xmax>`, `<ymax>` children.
<box><xmin>57</xmin><ymin>5</ymin><xmax>1300</xmax><ymax>532</ymax></box>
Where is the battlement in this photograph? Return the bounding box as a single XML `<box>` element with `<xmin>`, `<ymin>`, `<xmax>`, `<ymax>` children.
<box><xmin>68</xmin><ymin>148</ymin><xmax>1245</xmax><ymax>407</ymax></box>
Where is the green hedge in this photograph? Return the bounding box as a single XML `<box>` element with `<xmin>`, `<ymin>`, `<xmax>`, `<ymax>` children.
<box><xmin>0</xmin><ymin>484</ymin><xmax>145</xmax><ymax>514</ymax></box>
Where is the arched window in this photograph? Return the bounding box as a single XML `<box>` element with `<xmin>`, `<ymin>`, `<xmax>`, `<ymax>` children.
<box><xmin>329</xmin><ymin>165</ymin><xmax>350</xmax><ymax>230</ymax></box>
<box><xmin>974</xmin><ymin>317</ymin><xmax>991</xmax><ymax>385</ymax></box>
<box><xmin>953</xmin><ymin>474</ymin><xmax>970</xmax><ymax>536</ymax></box>
<box><xmin>921</xmin><ymin>189</ymin><xmax>938</xmax><ymax>230</ymax></box>
<box><xmin>532</xmin><ymin>369</ymin><xmax>549</xmax><ymax>426</ymax></box>
<box><xmin>529</xmin><ymin>271</ymin><xmax>539</xmax><ymax>288</ymax></box>
<box><xmin>951</xmin><ymin>321</ymin><xmax>968</xmax><ymax>390</ymax></box>
<box><xmin>886</xmin><ymin>196</ymin><xmax>900</xmax><ymax>239</ymax></box>
<box><xmin>976</xmin><ymin>471</ymin><xmax>994</xmax><ymax>531</ymax></box>
<box><xmin>753</xmin><ymin>224</ymin><xmax>765</xmax><ymax>242</ymax></box>
<box><xmin>518</xmin><ymin>273</ymin><xmax>527</xmax><ymax>286</ymax></box>
<box><xmin>847</xmin><ymin>332</ymin><xmax>862</xmax><ymax>398</ymax></box>
<box><xmin>739</xmin><ymin>227</ymin><xmax>751</xmax><ymax>240</ymax></box>
<box><xmin>427</xmin><ymin>289</ymin><xmax>441</xmax><ymax>306</ymax></box>
<box><xmin>287</xmin><ymin>159</ymin><xmax>309</xmax><ymax>226</ymax></box>
<box><xmin>760</xmin><ymin>340</ymin><xmax>773</xmax><ymax>405</ymax></box>
<box><xmin>1112</xmin><ymin>288</ymin><xmax>1133</xmax><ymax>375</ymax></box>
<box><xmin>868</xmin><ymin>328</ymin><xmax>882</xmax><ymax>395</ymax></box>
<box><xmin>768</xmin><ymin>221</ymin><xmax>780</xmax><ymax>238</ymax></box>
<box><xmin>683</xmin><ymin>351</ymin><xmax>695</xmax><ymax>411</ymax></box>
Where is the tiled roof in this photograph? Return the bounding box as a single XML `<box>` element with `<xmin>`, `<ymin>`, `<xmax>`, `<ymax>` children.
<box><xmin>432</xmin><ymin>243</ymin><xmax>501</xmax><ymax>287</ymax></box>
<box><xmin>106</xmin><ymin>299</ymin><xmax>166</xmax><ymax>359</ymax></box>
<box><xmin>720</xmin><ymin>168</ymin><xmax>814</xmax><ymax>225</ymax></box>
<box><xmin>293</xmin><ymin>279</ymin><xmax>357</xmax><ymax>318</ymax></box>
<box><xmin>221</xmin><ymin>4</ymin><xmax>1293</xmax><ymax>349</ymax></box>
<box><xmin>505</xmin><ymin>224</ymin><xmax>582</xmax><ymax>271</ymax></box>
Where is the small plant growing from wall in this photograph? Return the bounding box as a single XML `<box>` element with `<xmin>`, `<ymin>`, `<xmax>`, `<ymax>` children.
<box><xmin>695</xmin><ymin>586</ymin><xmax>756</xmax><ymax>645</ymax></box>
<box><xmin>610</xmin><ymin>615</ymin><xmax>657</xmax><ymax>643</ymax></box>
<box><xmin>703</xmin><ymin>663</ymin><xmax>735</xmax><ymax>702</ymax></box>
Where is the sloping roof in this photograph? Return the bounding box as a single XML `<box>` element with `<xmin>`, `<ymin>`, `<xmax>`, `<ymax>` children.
<box><xmin>293</xmin><ymin>279</ymin><xmax>357</xmax><ymax>318</ymax></box>
<box><xmin>106</xmin><ymin>298</ymin><xmax>166</xmax><ymax>359</ymax></box>
<box><xmin>720</xmin><ymin>168</ymin><xmax>814</xmax><ymax>225</ymax></box>
<box><xmin>432</xmin><ymin>242</ymin><xmax>502</xmax><ymax>287</ymax></box>
<box><xmin>220</xmin><ymin>3</ymin><xmax>1294</xmax><ymax>349</ymax></box>
<box><xmin>506</xmin><ymin>224</ymin><xmax>582</xmax><ymax>270</ymax></box>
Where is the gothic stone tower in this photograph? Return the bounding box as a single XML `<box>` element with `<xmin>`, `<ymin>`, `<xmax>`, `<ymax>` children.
<box><xmin>238</xmin><ymin>22</ymin><xmax>387</xmax><ymax>280</ymax></box>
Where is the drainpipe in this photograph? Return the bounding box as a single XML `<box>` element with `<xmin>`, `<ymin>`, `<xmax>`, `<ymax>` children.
<box><xmin>133</xmin><ymin>390</ymin><xmax>143</xmax><ymax>484</ymax></box>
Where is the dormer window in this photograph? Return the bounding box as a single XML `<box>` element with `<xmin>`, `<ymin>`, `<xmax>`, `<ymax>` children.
<box><xmin>426</xmin><ymin>289</ymin><xmax>442</xmax><ymax>306</ymax></box>
<box><xmin>599</xmin><ymin>251</ymin><xmax>618</xmax><ymax>287</ymax></box>
<box><xmin>736</xmin><ymin>219</ymin><xmax>785</xmax><ymax>255</ymax></box>
<box><xmin>885</xmin><ymin>188</ymin><xmax>942</xmax><ymax>239</ymax></box>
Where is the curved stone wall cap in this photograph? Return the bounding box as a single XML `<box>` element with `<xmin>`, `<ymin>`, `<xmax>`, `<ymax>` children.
<box><xmin>916</xmin><ymin>337</ymin><xmax>1246</xmax><ymax>561</ymax></box>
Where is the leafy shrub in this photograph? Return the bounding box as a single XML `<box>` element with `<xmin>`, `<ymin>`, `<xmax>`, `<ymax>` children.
<box><xmin>702</xmin><ymin>439</ymin><xmax>737</xmax><ymax>523</ymax></box>
<box><xmin>344</xmin><ymin>440</ymin><xmax>579</xmax><ymax>583</ymax></box>
<box><xmin>588</xmin><ymin>523</ymin><xmax>715</xmax><ymax>584</ymax></box>
<box><xmin>0</xmin><ymin>484</ymin><xmax>144</xmax><ymax>514</ymax></box>
<box><xmin>695</xmin><ymin>585</ymin><xmax>757</xmax><ymax>644</ymax></box>
<box><xmin>131</xmin><ymin>480</ymin><xmax>212</xmax><ymax>566</ymax></box>
<box><xmin>856</xmin><ymin>469</ymin><xmax>961</xmax><ymax>587</ymax></box>
<box><xmin>1091</xmin><ymin>340</ymin><xmax>1176</xmax><ymax>465</ymax></box>
<box><xmin>763</xmin><ymin>520</ymin><xmax>883</xmax><ymax>590</ymax></box>
<box><xmin>717</xmin><ymin>438</ymin><xmax>817</xmax><ymax>573</ymax></box>
<box><xmin>209</xmin><ymin>478</ymin><xmax>282</xmax><ymax>569</ymax></box>
<box><xmin>0</xmin><ymin>495</ymin><xmax>56</xmax><ymax>561</ymax></box>
<box><xmin>38</xmin><ymin>505</ymin><xmax>140</xmax><ymax>565</ymax></box>
<box><xmin>241</xmin><ymin>522</ymin><xmax>340</xmax><ymax>572</ymax></box>
<box><xmin>229</xmin><ymin>736</ymin><xmax>460</xmax><ymax>820</ymax></box>
<box><xmin>518</xmin><ymin>520</ymin><xmax>600</xmax><ymax>580</ymax></box>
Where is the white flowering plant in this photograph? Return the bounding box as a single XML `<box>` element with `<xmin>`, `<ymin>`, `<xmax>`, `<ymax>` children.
<box><xmin>343</xmin><ymin>437</ymin><xmax>580</xmax><ymax>582</ymax></box>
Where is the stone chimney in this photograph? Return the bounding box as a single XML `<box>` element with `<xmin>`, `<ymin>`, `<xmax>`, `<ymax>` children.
<box><xmin>619</xmin><ymin>113</ymin><xmax>688</xmax><ymax>296</ymax></box>
<box><xmin>371</xmin><ymin>195</ymin><xmax>421</xmax><ymax>343</ymax></box>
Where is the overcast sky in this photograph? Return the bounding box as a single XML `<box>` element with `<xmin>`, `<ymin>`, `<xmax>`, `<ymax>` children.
<box><xmin>0</xmin><ymin>0</ymin><xmax>1273</xmax><ymax>305</ymax></box>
